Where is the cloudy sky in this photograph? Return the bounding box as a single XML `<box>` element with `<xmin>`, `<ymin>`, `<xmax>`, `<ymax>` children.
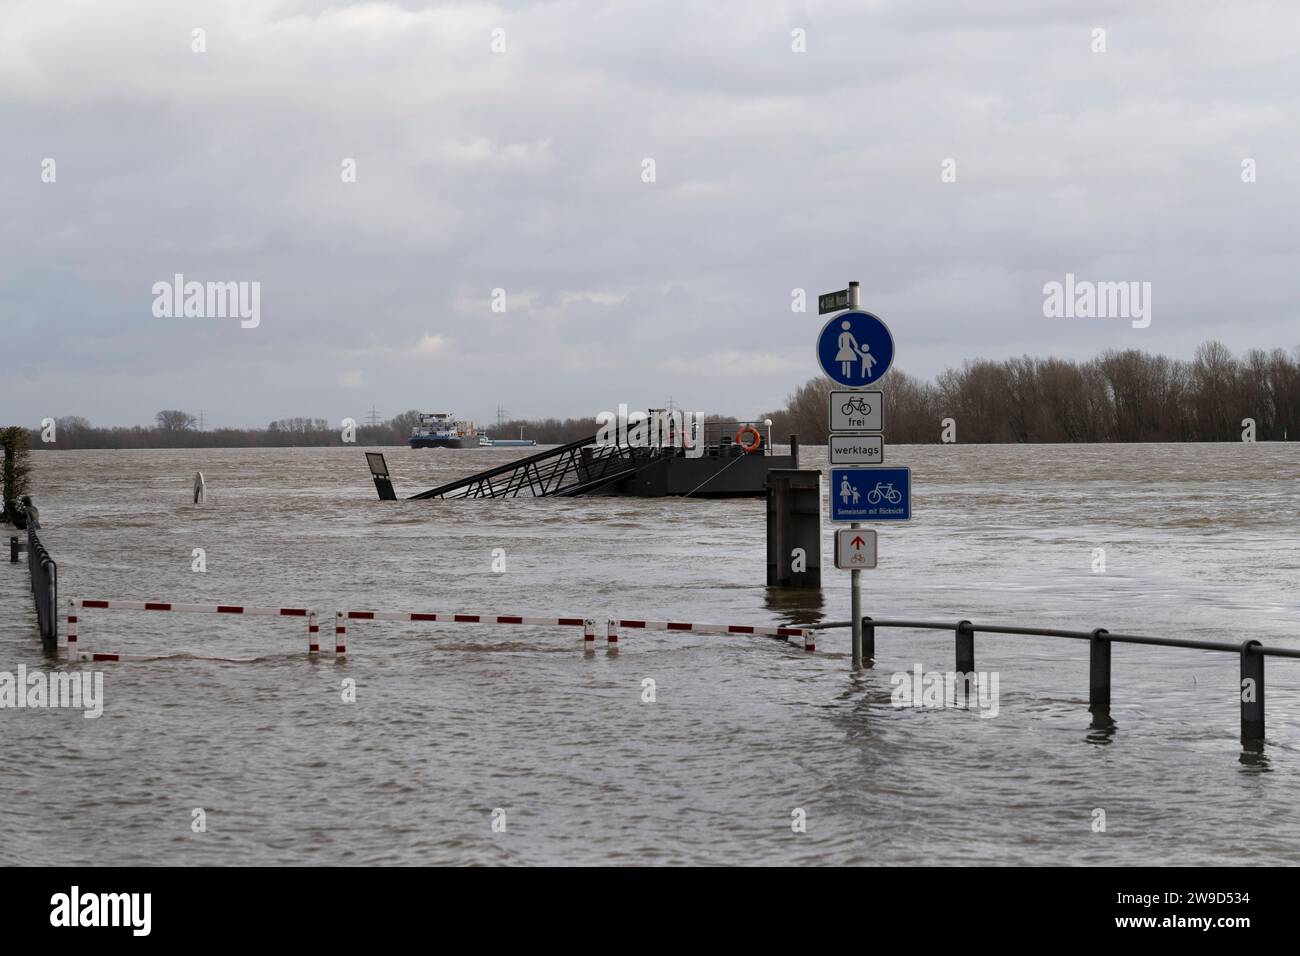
<box><xmin>2</xmin><ymin>0</ymin><xmax>1298</xmax><ymax>428</ymax></box>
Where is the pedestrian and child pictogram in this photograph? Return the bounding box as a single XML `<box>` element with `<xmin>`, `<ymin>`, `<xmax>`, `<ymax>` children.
<box><xmin>816</xmin><ymin>310</ymin><xmax>895</xmax><ymax>387</ymax></box>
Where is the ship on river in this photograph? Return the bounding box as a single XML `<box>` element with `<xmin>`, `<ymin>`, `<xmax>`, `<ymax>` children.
<box><xmin>408</xmin><ymin>413</ymin><xmax>479</xmax><ymax>449</ymax></box>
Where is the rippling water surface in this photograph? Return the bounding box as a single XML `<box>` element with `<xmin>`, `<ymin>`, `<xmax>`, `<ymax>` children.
<box><xmin>2</xmin><ymin>443</ymin><xmax>1298</xmax><ymax>865</ymax></box>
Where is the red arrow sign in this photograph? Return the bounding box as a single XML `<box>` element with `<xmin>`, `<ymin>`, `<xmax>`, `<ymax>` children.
<box><xmin>851</xmin><ymin>535</ymin><xmax>865</xmax><ymax>550</ymax></box>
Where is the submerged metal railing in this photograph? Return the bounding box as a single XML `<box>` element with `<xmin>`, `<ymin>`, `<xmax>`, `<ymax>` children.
<box><xmin>27</xmin><ymin>527</ymin><xmax>58</xmax><ymax>649</ymax></box>
<box><xmin>807</xmin><ymin>615</ymin><xmax>1300</xmax><ymax>746</ymax></box>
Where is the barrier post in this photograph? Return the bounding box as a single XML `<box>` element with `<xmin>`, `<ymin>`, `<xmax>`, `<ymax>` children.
<box><xmin>334</xmin><ymin>611</ymin><xmax>347</xmax><ymax>658</ymax></box>
<box><xmin>9</xmin><ymin>536</ymin><xmax>17</xmax><ymax>563</ymax></box>
<box><xmin>1240</xmin><ymin>640</ymin><xmax>1265</xmax><ymax>745</ymax></box>
<box><xmin>606</xmin><ymin>619</ymin><xmax>618</xmax><ymax>646</ymax></box>
<box><xmin>583</xmin><ymin>618</ymin><xmax>596</xmax><ymax>650</ymax></box>
<box><xmin>308</xmin><ymin>611</ymin><xmax>320</xmax><ymax>657</ymax></box>
<box><xmin>67</xmin><ymin>598</ymin><xmax>78</xmax><ymax>659</ymax></box>
<box><xmin>862</xmin><ymin>615</ymin><xmax>875</xmax><ymax>664</ymax></box>
<box><xmin>1089</xmin><ymin>628</ymin><xmax>1111</xmax><ymax>726</ymax></box>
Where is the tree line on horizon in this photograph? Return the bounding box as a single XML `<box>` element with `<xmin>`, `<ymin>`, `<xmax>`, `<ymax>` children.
<box><xmin>12</xmin><ymin>409</ymin><xmax>611</xmax><ymax>449</ymax></box>
<box><xmin>763</xmin><ymin>341</ymin><xmax>1300</xmax><ymax>444</ymax></box>
<box><xmin>11</xmin><ymin>341</ymin><xmax>1299</xmax><ymax>448</ymax></box>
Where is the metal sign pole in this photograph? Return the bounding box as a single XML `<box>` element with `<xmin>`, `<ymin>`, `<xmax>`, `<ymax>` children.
<box><xmin>848</xmin><ymin>281</ymin><xmax>863</xmax><ymax>668</ymax></box>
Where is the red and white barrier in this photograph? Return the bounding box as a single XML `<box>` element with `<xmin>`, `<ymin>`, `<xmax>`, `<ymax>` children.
<box><xmin>63</xmin><ymin>597</ymin><xmax>816</xmax><ymax>660</ymax></box>
<box><xmin>339</xmin><ymin>608</ymin><xmax>592</xmax><ymax>651</ymax></box>
<box><xmin>614</xmin><ymin>618</ymin><xmax>815</xmax><ymax>651</ymax></box>
<box><xmin>67</xmin><ymin>597</ymin><xmax>320</xmax><ymax>662</ymax></box>
<box><xmin>340</xmin><ymin>608</ymin><xmax>812</xmax><ymax>651</ymax></box>
<box><xmin>340</xmin><ymin>609</ymin><xmax>588</xmax><ymax>628</ymax></box>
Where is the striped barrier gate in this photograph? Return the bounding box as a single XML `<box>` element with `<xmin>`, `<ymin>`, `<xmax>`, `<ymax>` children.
<box><xmin>338</xmin><ymin>609</ymin><xmax>815</xmax><ymax>652</ymax></box>
<box><xmin>67</xmin><ymin>598</ymin><xmax>320</xmax><ymax>662</ymax></box>
<box><xmin>612</xmin><ymin>618</ymin><xmax>815</xmax><ymax>652</ymax></box>
<box><xmin>337</xmin><ymin>609</ymin><xmax>592</xmax><ymax>654</ymax></box>
<box><xmin>63</xmin><ymin>597</ymin><xmax>816</xmax><ymax>660</ymax></box>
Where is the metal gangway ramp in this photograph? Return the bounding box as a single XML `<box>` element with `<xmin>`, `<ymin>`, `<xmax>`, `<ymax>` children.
<box><xmin>394</xmin><ymin>435</ymin><xmax>640</xmax><ymax>499</ymax></box>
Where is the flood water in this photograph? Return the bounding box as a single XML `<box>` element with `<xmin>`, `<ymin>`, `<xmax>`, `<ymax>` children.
<box><xmin>2</xmin><ymin>442</ymin><xmax>1298</xmax><ymax>865</ymax></box>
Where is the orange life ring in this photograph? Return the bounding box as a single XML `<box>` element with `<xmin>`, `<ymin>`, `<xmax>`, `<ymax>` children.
<box><xmin>735</xmin><ymin>425</ymin><xmax>762</xmax><ymax>453</ymax></box>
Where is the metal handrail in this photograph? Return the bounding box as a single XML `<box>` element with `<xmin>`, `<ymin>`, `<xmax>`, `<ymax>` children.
<box><xmin>26</xmin><ymin>525</ymin><xmax>57</xmax><ymax>649</ymax></box>
<box><xmin>808</xmin><ymin>614</ymin><xmax>1297</xmax><ymax>745</ymax></box>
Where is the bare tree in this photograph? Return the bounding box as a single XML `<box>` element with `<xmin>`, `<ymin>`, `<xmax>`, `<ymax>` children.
<box><xmin>155</xmin><ymin>410</ymin><xmax>197</xmax><ymax>432</ymax></box>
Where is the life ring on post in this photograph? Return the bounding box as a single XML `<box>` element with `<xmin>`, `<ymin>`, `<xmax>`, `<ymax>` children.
<box><xmin>735</xmin><ymin>425</ymin><xmax>763</xmax><ymax>453</ymax></box>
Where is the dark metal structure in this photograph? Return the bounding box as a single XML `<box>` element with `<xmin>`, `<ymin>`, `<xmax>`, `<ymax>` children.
<box><xmin>26</xmin><ymin>526</ymin><xmax>58</xmax><ymax>649</ymax></box>
<box><xmin>410</xmin><ymin>434</ymin><xmax>634</xmax><ymax>499</ymax></box>
<box><xmin>370</xmin><ymin>422</ymin><xmax>797</xmax><ymax>500</ymax></box>
<box><xmin>808</xmin><ymin>614</ymin><xmax>1300</xmax><ymax>746</ymax></box>
<box><xmin>765</xmin><ymin>469</ymin><xmax>822</xmax><ymax>588</ymax></box>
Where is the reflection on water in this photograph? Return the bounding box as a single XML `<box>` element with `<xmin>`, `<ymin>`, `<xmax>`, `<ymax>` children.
<box><xmin>1</xmin><ymin>442</ymin><xmax>1298</xmax><ymax>865</ymax></box>
<box><xmin>763</xmin><ymin>586</ymin><xmax>826</xmax><ymax>627</ymax></box>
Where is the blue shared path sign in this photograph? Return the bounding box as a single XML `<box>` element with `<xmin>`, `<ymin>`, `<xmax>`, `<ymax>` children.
<box><xmin>830</xmin><ymin>467</ymin><xmax>911</xmax><ymax>522</ymax></box>
<box><xmin>816</xmin><ymin>310</ymin><xmax>894</xmax><ymax>387</ymax></box>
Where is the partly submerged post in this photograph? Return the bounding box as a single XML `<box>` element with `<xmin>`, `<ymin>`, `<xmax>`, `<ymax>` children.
<box><xmin>955</xmin><ymin>619</ymin><xmax>974</xmax><ymax>673</ymax></box>
<box><xmin>847</xmin><ymin>281</ymin><xmax>863</xmax><ymax>664</ymax></box>
<box><xmin>1240</xmin><ymin>640</ymin><xmax>1265</xmax><ymax>745</ymax></box>
<box><xmin>192</xmin><ymin>471</ymin><xmax>206</xmax><ymax>505</ymax></box>
<box><xmin>1089</xmin><ymin>628</ymin><xmax>1112</xmax><ymax>727</ymax></box>
<box><xmin>765</xmin><ymin>469</ymin><xmax>822</xmax><ymax>588</ymax></box>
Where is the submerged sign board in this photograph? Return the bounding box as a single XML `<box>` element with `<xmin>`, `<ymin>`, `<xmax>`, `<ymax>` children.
<box><xmin>829</xmin><ymin>434</ymin><xmax>883</xmax><ymax>465</ymax></box>
<box><xmin>834</xmin><ymin>528</ymin><xmax>877</xmax><ymax>569</ymax></box>
<box><xmin>830</xmin><ymin>467</ymin><xmax>911</xmax><ymax>522</ymax></box>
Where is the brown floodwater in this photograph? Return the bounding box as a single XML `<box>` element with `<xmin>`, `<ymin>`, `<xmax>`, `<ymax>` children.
<box><xmin>1</xmin><ymin>442</ymin><xmax>1297</xmax><ymax>864</ymax></box>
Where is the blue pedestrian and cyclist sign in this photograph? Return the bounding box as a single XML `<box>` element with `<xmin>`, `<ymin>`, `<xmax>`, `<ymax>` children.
<box><xmin>830</xmin><ymin>467</ymin><xmax>911</xmax><ymax>522</ymax></box>
<box><xmin>816</xmin><ymin>310</ymin><xmax>895</xmax><ymax>387</ymax></box>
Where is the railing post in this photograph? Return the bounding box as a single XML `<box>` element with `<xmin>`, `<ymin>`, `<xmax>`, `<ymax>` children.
<box><xmin>955</xmin><ymin>620</ymin><xmax>974</xmax><ymax>673</ymax></box>
<box><xmin>954</xmin><ymin>620</ymin><xmax>974</xmax><ymax>706</ymax></box>
<box><xmin>862</xmin><ymin>615</ymin><xmax>875</xmax><ymax>665</ymax></box>
<box><xmin>45</xmin><ymin>556</ymin><xmax>57</xmax><ymax>646</ymax></box>
<box><xmin>1240</xmin><ymin>640</ymin><xmax>1265</xmax><ymax>745</ymax></box>
<box><xmin>1089</xmin><ymin>627</ymin><xmax>1111</xmax><ymax>726</ymax></box>
<box><xmin>9</xmin><ymin>536</ymin><xmax>17</xmax><ymax>563</ymax></box>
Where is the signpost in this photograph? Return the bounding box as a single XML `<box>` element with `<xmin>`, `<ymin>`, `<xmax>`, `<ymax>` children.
<box><xmin>834</xmin><ymin>529</ymin><xmax>877</xmax><ymax>570</ymax></box>
<box><xmin>828</xmin><ymin>434</ymin><xmax>883</xmax><ymax>465</ymax></box>
<box><xmin>815</xmin><ymin>279</ymin><xmax>906</xmax><ymax>668</ymax></box>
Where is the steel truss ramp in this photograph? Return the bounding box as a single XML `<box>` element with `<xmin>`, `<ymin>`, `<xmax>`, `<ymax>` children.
<box><xmin>405</xmin><ymin>435</ymin><xmax>640</xmax><ymax>499</ymax></box>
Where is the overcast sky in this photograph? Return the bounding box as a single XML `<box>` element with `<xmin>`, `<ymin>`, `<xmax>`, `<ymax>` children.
<box><xmin>2</xmin><ymin>0</ymin><xmax>1298</xmax><ymax>428</ymax></box>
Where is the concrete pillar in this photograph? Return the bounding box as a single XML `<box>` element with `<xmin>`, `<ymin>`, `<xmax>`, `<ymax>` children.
<box><xmin>766</xmin><ymin>469</ymin><xmax>822</xmax><ymax>588</ymax></box>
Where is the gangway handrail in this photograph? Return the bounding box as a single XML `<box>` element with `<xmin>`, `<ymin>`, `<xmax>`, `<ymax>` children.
<box><xmin>408</xmin><ymin>433</ymin><xmax>601</xmax><ymax>499</ymax></box>
<box><xmin>407</xmin><ymin>433</ymin><xmax>650</xmax><ymax>499</ymax></box>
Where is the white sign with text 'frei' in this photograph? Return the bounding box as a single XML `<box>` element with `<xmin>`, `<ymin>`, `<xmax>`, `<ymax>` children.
<box><xmin>828</xmin><ymin>390</ymin><xmax>883</xmax><ymax>432</ymax></box>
